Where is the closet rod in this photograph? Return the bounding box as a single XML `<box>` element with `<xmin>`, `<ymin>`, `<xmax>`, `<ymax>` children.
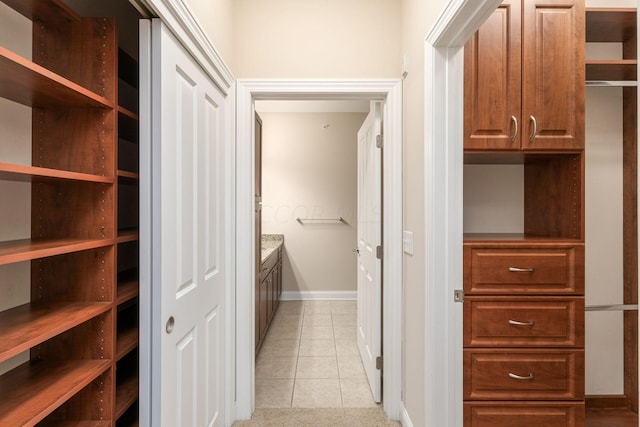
<box><xmin>586</xmin><ymin>80</ymin><xmax>638</xmax><ymax>87</ymax></box>
<box><xmin>585</xmin><ymin>304</ymin><xmax>638</xmax><ymax>312</ymax></box>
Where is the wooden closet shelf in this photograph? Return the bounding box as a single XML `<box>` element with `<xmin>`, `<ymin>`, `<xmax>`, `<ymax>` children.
<box><xmin>0</xmin><ymin>238</ymin><xmax>113</xmax><ymax>266</ymax></box>
<box><xmin>463</xmin><ymin>233</ymin><xmax>584</xmax><ymax>243</ymax></box>
<box><xmin>118</xmin><ymin>106</ymin><xmax>139</xmax><ymax>121</ymax></box>
<box><xmin>43</xmin><ymin>421</ymin><xmax>112</xmax><ymax>427</ymax></box>
<box><xmin>0</xmin><ymin>359</ymin><xmax>111</xmax><ymax>427</ymax></box>
<box><xmin>586</xmin><ymin>60</ymin><xmax>638</xmax><ymax>81</ymax></box>
<box><xmin>117</xmin><ymin>170</ymin><xmax>139</xmax><ymax>181</ymax></box>
<box><xmin>0</xmin><ymin>301</ymin><xmax>112</xmax><ymax>364</ymax></box>
<box><xmin>0</xmin><ymin>162</ymin><xmax>114</xmax><ymax>184</ymax></box>
<box><xmin>115</xmin><ymin>375</ymin><xmax>139</xmax><ymax>420</ymax></box>
<box><xmin>0</xmin><ymin>0</ymin><xmax>80</xmax><ymax>23</ymax></box>
<box><xmin>0</xmin><ymin>47</ymin><xmax>113</xmax><ymax>109</ymax></box>
<box><xmin>586</xmin><ymin>8</ymin><xmax>637</xmax><ymax>43</ymax></box>
<box><xmin>116</xmin><ymin>326</ymin><xmax>139</xmax><ymax>361</ymax></box>
<box><xmin>118</xmin><ymin>49</ymin><xmax>139</xmax><ymax>90</ymax></box>
<box><xmin>117</xmin><ymin>230</ymin><xmax>139</xmax><ymax>244</ymax></box>
<box><xmin>117</xmin><ymin>279</ymin><xmax>140</xmax><ymax>305</ymax></box>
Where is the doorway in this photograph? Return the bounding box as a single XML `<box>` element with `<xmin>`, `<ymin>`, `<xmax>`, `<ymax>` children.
<box><xmin>252</xmin><ymin>100</ymin><xmax>379</xmax><ymax>409</ymax></box>
<box><xmin>234</xmin><ymin>80</ymin><xmax>403</xmax><ymax>421</ymax></box>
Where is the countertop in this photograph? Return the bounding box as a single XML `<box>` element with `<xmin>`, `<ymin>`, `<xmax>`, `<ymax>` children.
<box><xmin>261</xmin><ymin>234</ymin><xmax>284</xmax><ymax>263</ymax></box>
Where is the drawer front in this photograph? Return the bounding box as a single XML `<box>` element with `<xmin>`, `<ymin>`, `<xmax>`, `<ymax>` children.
<box><xmin>464</xmin><ymin>349</ymin><xmax>584</xmax><ymax>400</ymax></box>
<box><xmin>464</xmin><ymin>297</ymin><xmax>584</xmax><ymax>347</ymax></box>
<box><xmin>464</xmin><ymin>246</ymin><xmax>584</xmax><ymax>295</ymax></box>
<box><xmin>464</xmin><ymin>402</ymin><xmax>584</xmax><ymax>427</ymax></box>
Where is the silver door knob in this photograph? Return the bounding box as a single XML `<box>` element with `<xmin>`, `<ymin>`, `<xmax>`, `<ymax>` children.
<box><xmin>166</xmin><ymin>316</ymin><xmax>175</xmax><ymax>334</ymax></box>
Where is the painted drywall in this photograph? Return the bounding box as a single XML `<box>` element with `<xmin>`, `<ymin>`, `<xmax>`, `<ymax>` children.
<box><xmin>232</xmin><ymin>0</ymin><xmax>401</xmax><ymax>78</ymax></box>
<box><xmin>0</xmin><ymin>2</ymin><xmax>32</xmax><ymax>375</ymax></box>
<box><xmin>400</xmin><ymin>0</ymin><xmax>450</xmax><ymax>425</ymax></box>
<box><xmin>584</xmin><ymin>87</ymin><xmax>625</xmax><ymax>393</ymax></box>
<box><xmin>463</xmin><ymin>165</ymin><xmax>524</xmax><ymax>233</ymax></box>
<box><xmin>258</xmin><ymin>111</ymin><xmax>365</xmax><ymax>293</ymax></box>
<box><xmin>184</xmin><ymin>0</ymin><xmax>234</xmax><ymax>70</ymax></box>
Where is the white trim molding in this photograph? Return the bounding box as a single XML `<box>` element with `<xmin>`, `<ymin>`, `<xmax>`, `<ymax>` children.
<box><xmin>236</xmin><ymin>79</ymin><xmax>403</xmax><ymax>421</ymax></box>
<box><xmin>423</xmin><ymin>1</ymin><xmax>501</xmax><ymax>427</ymax></box>
<box><xmin>280</xmin><ymin>291</ymin><xmax>357</xmax><ymax>301</ymax></box>
<box><xmin>400</xmin><ymin>402</ymin><xmax>415</xmax><ymax>427</ymax></box>
<box><xmin>134</xmin><ymin>0</ymin><xmax>234</xmax><ymax>90</ymax></box>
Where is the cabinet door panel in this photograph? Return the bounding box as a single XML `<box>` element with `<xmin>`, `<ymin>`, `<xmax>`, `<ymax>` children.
<box><xmin>464</xmin><ymin>0</ymin><xmax>521</xmax><ymax>150</ymax></box>
<box><xmin>522</xmin><ymin>0</ymin><xmax>584</xmax><ymax>150</ymax></box>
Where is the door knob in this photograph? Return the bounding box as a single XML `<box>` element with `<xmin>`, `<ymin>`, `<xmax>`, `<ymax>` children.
<box><xmin>353</xmin><ymin>248</ymin><xmax>360</xmax><ymax>255</ymax></box>
<box><xmin>166</xmin><ymin>316</ymin><xmax>175</xmax><ymax>334</ymax></box>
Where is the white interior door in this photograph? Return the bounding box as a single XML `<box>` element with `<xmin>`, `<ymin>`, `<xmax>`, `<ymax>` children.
<box><xmin>149</xmin><ymin>19</ymin><xmax>227</xmax><ymax>426</ymax></box>
<box><xmin>357</xmin><ymin>101</ymin><xmax>383</xmax><ymax>403</ymax></box>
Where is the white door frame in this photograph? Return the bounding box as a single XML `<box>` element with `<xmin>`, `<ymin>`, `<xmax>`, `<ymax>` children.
<box><xmin>423</xmin><ymin>1</ymin><xmax>513</xmax><ymax>426</ymax></box>
<box><xmin>235</xmin><ymin>79</ymin><xmax>403</xmax><ymax>420</ymax></box>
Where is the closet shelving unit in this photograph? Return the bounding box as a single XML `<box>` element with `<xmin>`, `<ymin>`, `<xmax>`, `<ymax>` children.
<box><xmin>0</xmin><ymin>0</ymin><xmax>140</xmax><ymax>425</ymax></box>
<box><xmin>115</xmin><ymin>41</ymin><xmax>140</xmax><ymax>427</ymax></box>
<box><xmin>584</xmin><ymin>8</ymin><xmax>639</xmax><ymax>426</ymax></box>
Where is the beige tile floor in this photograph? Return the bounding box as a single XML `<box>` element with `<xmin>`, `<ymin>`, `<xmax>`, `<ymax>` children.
<box><xmin>256</xmin><ymin>300</ymin><xmax>378</xmax><ymax>409</ymax></box>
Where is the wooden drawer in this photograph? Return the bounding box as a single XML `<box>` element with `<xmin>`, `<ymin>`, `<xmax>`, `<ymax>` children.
<box><xmin>464</xmin><ymin>349</ymin><xmax>584</xmax><ymax>400</ymax></box>
<box><xmin>464</xmin><ymin>297</ymin><xmax>584</xmax><ymax>347</ymax></box>
<box><xmin>464</xmin><ymin>402</ymin><xmax>584</xmax><ymax>427</ymax></box>
<box><xmin>464</xmin><ymin>244</ymin><xmax>584</xmax><ymax>295</ymax></box>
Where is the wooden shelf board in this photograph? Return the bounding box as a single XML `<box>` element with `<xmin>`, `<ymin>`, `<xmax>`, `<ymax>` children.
<box><xmin>0</xmin><ymin>359</ymin><xmax>111</xmax><ymax>427</ymax></box>
<box><xmin>118</xmin><ymin>106</ymin><xmax>139</xmax><ymax>121</ymax></box>
<box><xmin>586</xmin><ymin>8</ymin><xmax>637</xmax><ymax>43</ymax></box>
<box><xmin>0</xmin><ymin>162</ymin><xmax>113</xmax><ymax>184</ymax></box>
<box><xmin>42</xmin><ymin>421</ymin><xmax>112</xmax><ymax>427</ymax></box>
<box><xmin>115</xmin><ymin>375</ymin><xmax>139</xmax><ymax>420</ymax></box>
<box><xmin>586</xmin><ymin>407</ymin><xmax>639</xmax><ymax>427</ymax></box>
<box><xmin>0</xmin><ymin>302</ymin><xmax>112</xmax><ymax>364</ymax></box>
<box><xmin>117</xmin><ymin>279</ymin><xmax>139</xmax><ymax>305</ymax></box>
<box><xmin>117</xmin><ymin>230</ymin><xmax>139</xmax><ymax>244</ymax></box>
<box><xmin>464</xmin><ymin>151</ymin><xmax>583</xmax><ymax>165</ymax></box>
<box><xmin>0</xmin><ymin>0</ymin><xmax>80</xmax><ymax>23</ymax></box>
<box><xmin>117</xmin><ymin>170</ymin><xmax>139</xmax><ymax>180</ymax></box>
<box><xmin>463</xmin><ymin>233</ymin><xmax>584</xmax><ymax>243</ymax></box>
<box><xmin>0</xmin><ymin>47</ymin><xmax>113</xmax><ymax>109</ymax></box>
<box><xmin>587</xmin><ymin>60</ymin><xmax>638</xmax><ymax>81</ymax></box>
<box><xmin>116</xmin><ymin>326</ymin><xmax>139</xmax><ymax>361</ymax></box>
<box><xmin>0</xmin><ymin>238</ymin><xmax>113</xmax><ymax>266</ymax></box>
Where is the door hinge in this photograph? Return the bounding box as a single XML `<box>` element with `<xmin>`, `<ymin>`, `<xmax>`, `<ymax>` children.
<box><xmin>454</xmin><ymin>289</ymin><xmax>464</xmax><ymax>303</ymax></box>
<box><xmin>376</xmin><ymin>356</ymin><xmax>383</xmax><ymax>371</ymax></box>
<box><xmin>376</xmin><ymin>134</ymin><xmax>383</xmax><ymax>149</ymax></box>
<box><xmin>376</xmin><ymin>245</ymin><xmax>383</xmax><ymax>259</ymax></box>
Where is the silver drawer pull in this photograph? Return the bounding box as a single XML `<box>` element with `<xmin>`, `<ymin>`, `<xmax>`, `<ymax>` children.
<box><xmin>509</xmin><ymin>319</ymin><xmax>535</xmax><ymax>326</ymax></box>
<box><xmin>508</xmin><ymin>372</ymin><xmax>534</xmax><ymax>381</ymax></box>
<box><xmin>509</xmin><ymin>267</ymin><xmax>535</xmax><ymax>273</ymax></box>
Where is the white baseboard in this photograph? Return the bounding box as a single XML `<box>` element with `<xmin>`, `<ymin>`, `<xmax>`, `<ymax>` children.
<box><xmin>280</xmin><ymin>291</ymin><xmax>356</xmax><ymax>301</ymax></box>
<box><xmin>400</xmin><ymin>402</ymin><xmax>414</xmax><ymax>427</ymax></box>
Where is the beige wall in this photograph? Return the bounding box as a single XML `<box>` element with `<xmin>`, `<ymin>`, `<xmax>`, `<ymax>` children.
<box><xmin>185</xmin><ymin>0</ymin><xmax>234</xmax><ymax>70</ymax></box>
<box><xmin>232</xmin><ymin>0</ymin><xmax>401</xmax><ymax>78</ymax></box>
<box><xmin>0</xmin><ymin>2</ymin><xmax>32</xmax><ymax>375</ymax></box>
<box><xmin>400</xmin><ymin>0</ymin><xmax>449</xmax><ymax>425</ymax></box>
<box><xmin>258</xmin><ymin>111</ymin><xmax>365</xmax><ymax>294</ymax></box>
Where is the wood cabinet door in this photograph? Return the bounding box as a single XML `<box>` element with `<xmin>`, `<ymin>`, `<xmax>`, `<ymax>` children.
<box><xmin>464</xmin><ymin>0</ymin><xmax>521</xmax><ymax>150</ymax></box>
<box><xmin>521</xmin><ymin>0</ymin><xmax>584</xmax><ymax>150</ymax></box>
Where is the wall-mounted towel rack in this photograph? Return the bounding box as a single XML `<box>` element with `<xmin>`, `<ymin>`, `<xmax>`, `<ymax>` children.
<box><xmin>296</xmin><ymin>217</ymin><xmax>345</xmax><ymax>224</ymax></box>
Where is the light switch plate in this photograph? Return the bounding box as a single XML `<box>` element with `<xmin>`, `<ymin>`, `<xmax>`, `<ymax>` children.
<box><xmin>403</xmin><ymin>230</ymin><xmax>414</xmax><ymax>255</ymax></box>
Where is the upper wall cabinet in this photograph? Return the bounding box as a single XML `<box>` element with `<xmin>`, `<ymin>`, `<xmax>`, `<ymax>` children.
<box><xmin>464</xmin><ymin>0</ymin><xmax>585</xmax><ymax>151</ymax></box>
